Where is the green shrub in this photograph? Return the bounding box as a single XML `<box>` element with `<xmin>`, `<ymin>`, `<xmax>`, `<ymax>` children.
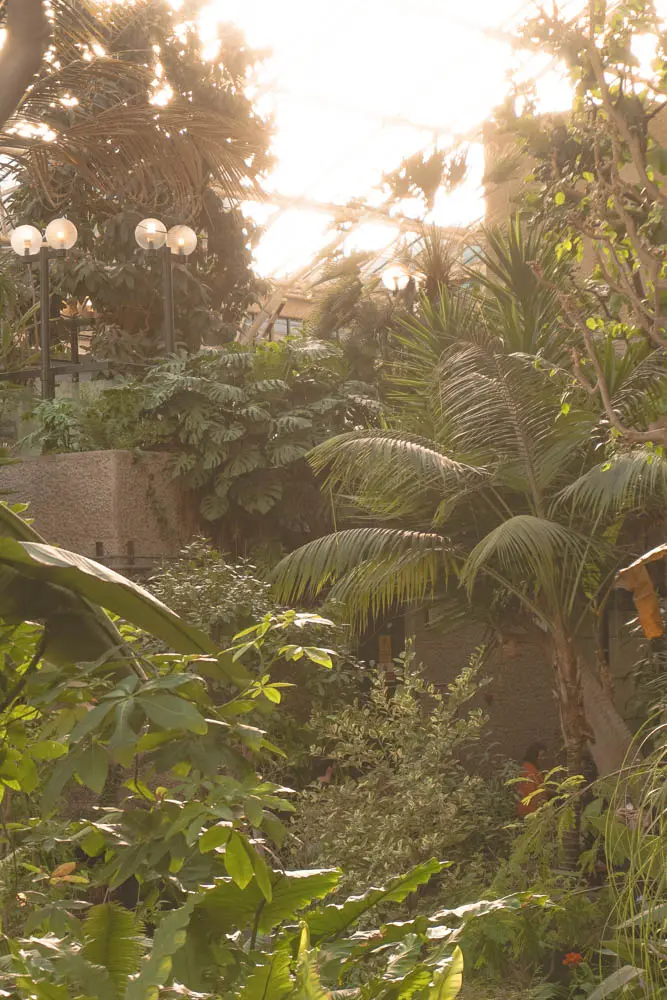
<box><xmin>286</xmin><ymin>650</ymin><xmax>515</xmax><ymax>906</ymax></box>
<box><xmin>149</xmin><ymin>536</ymin><xmax>273</xmax><ymax>644</ymax></box>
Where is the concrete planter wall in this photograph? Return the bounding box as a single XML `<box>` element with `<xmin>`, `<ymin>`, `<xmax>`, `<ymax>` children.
<box><xmin>1</xmin><ymin>450</ymin><xmax>195</xmax><ymax>567</ymax></box>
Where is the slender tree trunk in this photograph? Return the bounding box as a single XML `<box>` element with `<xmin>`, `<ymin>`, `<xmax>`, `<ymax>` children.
<box><xmin>552</xmin><ymin>624</ymin><xmax>587</xmax><ymax>775</ymax></box>
<box><xmin>0</xmin><ymin>0</ymin><xmax>51</xmax><ymax>133</ymax></box>
<box><xmin>551</xmin><ymin>624</ymin><xmax>587</xmax><ymax>868</ymax></box>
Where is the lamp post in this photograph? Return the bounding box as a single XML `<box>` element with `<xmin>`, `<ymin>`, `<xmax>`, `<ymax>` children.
<box><xmin>134</xmin><ymin>219</ymin><xmax>198</xmax><ymax>354</ymax></box>
<box><xmin>10</xmin><ymin>218</ymin><xmax>79</xmax><ymax>399</ymax></box>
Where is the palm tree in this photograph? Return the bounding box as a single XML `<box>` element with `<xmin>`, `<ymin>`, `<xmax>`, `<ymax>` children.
<box><xmin>274</xmin><ymin>225</ymin><xmax>667</xmax><ymax>779</ymax></box>
<box><xmin>0</xmin><ymin>0</ymin><xmax>269</xmax><ymax>210</ymax></box>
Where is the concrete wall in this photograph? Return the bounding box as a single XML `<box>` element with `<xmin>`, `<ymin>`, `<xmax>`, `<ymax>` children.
<box><xmin>1</xmin><ymin>450</ymin><xmax>195</xmax><ymax>566</ymax></box>
<box><xmin>406</xmin><ymin>612</ymin><xmax>562</xmax><ymax>763</ymax></box>
<box><xmin>405</xmin><ymin>603</ymin><xmax>644</xmax><ymax>765</ymax></box>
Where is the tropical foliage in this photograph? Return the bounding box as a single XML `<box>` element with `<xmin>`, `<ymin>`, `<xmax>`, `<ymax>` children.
<box><xmin>491</xmin><ymin>0</ymin><xmax>667</xmax><ymax>446</ymax></box>
<box><xmin>24</xmin><ymin>338</ymin><xmax>380</xmax><ymax>553</ymax></box>
<box><xmin>1</xmin><ymin>0</ymin><xmax>270</xmax><ymax>210</ymax></box>
<box><xmin>287</xmin><ymin>651</ymin><xmax>515</xmax><ymax>902</ymax></box>
<box><xmin>3</xmin><ymin>0</ymin><xmax>272</xmax><ymax>358</ymax></box>
<box><xmin>0</xmin><ymin>508</ymin><xmax>542</xmax><ymax>1000</ymax></box>
<box><xmin>273</xmin><ymin>222</ymin><xmax>667</xmax><ymax>777</ymax></box>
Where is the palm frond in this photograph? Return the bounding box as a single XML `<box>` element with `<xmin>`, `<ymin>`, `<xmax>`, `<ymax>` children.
<box><xmin>4</xmin><ymin>100</ymin><xmax>263</xmax><ymax>210</ymax></box>
<box><xmin>606</xmin><ymin>346</ymin><xmax>667</xmax><ymax>428</ymax></box>
<box><xmin>555</xmin><ymin>450</ymin><xmax>667</xmax><ymax>520</ymax></box>
<box><xmin>387</xmin><ymin>288</ymin><xmax>484</xmax><ymax>434</ymax></box>
<box><xmin>460</xmin><ymin>514</ymin><xmax>593</xmax><ymax>605</ymax></box>
<box><xmin>1</xmin><ymin>0</ymin><xmax>268</xmax><ymax>210</ymax></box>
<box><xmin>433</xmin><ymin>344</ymin><xmax>592</xmax><ymax>503</ymax></box>
<box><xmin>272</xmin><ymin>527</ymin><xmax>451</xmax><ymax>607</ymax></box>
<box><xmin>470</xmin><ymin>216</ymin><xmax>575</xmax><ymax>357</ymax></box>
<box><xmin>325</xmin><ymin>543</ymin><xmax>459</xmax><ymax>627</ymax></box>
<box><xmin>308</xmin><ymin>431</ymin><xmax>487</xmax><ymax>523</ymax></box>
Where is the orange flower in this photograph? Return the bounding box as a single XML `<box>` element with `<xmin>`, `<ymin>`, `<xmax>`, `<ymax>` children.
<box><xmin>563</xmin><ymin>952</ymin><xmax>584</xmax><ymax>968</ymax></box>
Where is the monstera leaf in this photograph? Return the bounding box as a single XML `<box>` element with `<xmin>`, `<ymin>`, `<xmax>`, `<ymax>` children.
<box><xmin>0</xmin><ymin>504</ymin><xmax>215</xmax><ymax>663</ymax></box>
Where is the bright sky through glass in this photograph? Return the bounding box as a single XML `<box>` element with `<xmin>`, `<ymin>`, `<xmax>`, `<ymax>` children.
<box><xmin>198</xmin><ymin>0</ymin><xmax>574</xmax><ymax>277</ymax></box>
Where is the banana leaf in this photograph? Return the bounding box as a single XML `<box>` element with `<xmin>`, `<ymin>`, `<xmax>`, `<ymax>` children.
<box><xmin>0</xmin><ymin>504</ymin><xmax>215</xmax><ymax>663</ymax></box>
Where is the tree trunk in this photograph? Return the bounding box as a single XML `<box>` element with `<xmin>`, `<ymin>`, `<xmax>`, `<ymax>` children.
<box><xmin>551</xmin><ymin>627</ymin><xmax>637</xmax><ymax>777</ymax></box>
<box><xmin>552</xmin><ymin>625</ymin><xmax>588</xmax><ymax>775</ymax></box>
<box><xmin>581</xmin><ymin>665</ymin><xmax>636</xmax><ymax>776</ymax></box>
<box><xmin>551</xmin><ymin>625</ymin><xmax>587</xmax><ymax>867</ymax></box>
<box><xmin>551</xmin><ymin>625</ymin><xmax>639</xmax><ymax>866</ymax></box>
<box><xmin>0</xmin><ymin>0</ymin><xmax>51</xmax><ymax>133</ymax></box>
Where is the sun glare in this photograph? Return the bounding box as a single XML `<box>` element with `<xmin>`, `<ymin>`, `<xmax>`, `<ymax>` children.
<box><xmin>195</xmin><ymin>0</ymin><xmax>580</xmax><ymax>276</ymax></box>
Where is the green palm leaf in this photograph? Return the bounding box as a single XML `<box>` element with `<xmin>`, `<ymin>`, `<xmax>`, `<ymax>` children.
<box><xmin>555</xmin><ymin>451</ymin><xmax>667</xmax><ymax>521</ymax></box>
<box><xmin>0</xmin><ymin>503</ymin><xmax>215</xmax><ymax>663</ymax></box>
<box><xmin>326</xmin><ymin>545</ymin><xmax>460</xmax><ymax>625</ymax></box>
<box><xmin>309</xmin><ymin>431</ymin><xmax>487</xmax><ymax>522</ymax></box>
<box><xmin>1</xmin><ymin>0</ymin><xmax>266</xmax><ymax>207</ymax></box>
<box><xmin>272</xmin><ymin>528</ymin><xmax>451</xmax><ymax>607</ymax></box>
<box><xmin>460</xmin><ymin>515</ymin><xmax>592</xmax><ymax>604</ymax></box>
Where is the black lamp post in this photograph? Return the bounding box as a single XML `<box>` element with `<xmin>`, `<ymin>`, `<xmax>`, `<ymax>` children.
<box><xmin>5</xmin><ymin>216</ymin><xmax>197</xmax><ymax>400</ymax></box>
<box><xmin>134</xmin><ymin>219</ymin><xmax>198</xmax><ymax>354</ymax></box>
<box><xmin>10</xmin><ymin>219</ymin><xmax>79</xmax><ymax>400</ymax></box>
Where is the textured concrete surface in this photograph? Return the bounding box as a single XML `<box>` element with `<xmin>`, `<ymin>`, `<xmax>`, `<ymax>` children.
<box><xmin>406</xmin><ymin>609</ymin><xmax>642</xmax><ymax>766</ymax></box>
<box><xmin>406</xmin><ymin>613</ymin><xmax>562</xmax><ymax>764</ymax></box>
<box><xmin>1</xmin><ymin>450</ymin><xmax>195</xmax><ymax>562</ymax></box>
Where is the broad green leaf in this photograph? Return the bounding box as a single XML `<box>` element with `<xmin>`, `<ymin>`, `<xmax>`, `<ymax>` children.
<box><xmin>138</xmin><ymin>692</ymin><xmax>208</xmax><ymax>734</ymax></box>
<box><xmin>126</xmin><ymin>896</ymin><xmax>196</xmax><ymax>1000</ymax></box>
<box><xmin>251</xmin><ymin>848</ymin><xmax>273</xmax><ymax>902</ymax></box>
<box><xmin>429</xmin><ymin>947</ymin><xmax>463</xmax><ymax>1000</ymax></box>
<box><xmin>244</xmin><ymin>795</ymin><xmax>264</xmax><ymax>827</ymax></box>
<box><xmin>303</xmin><ymin>647</ymin><xmax>334</xmax><ymax>668</ymax></box>
<box><xmin>199</xmin><ymin>869</ymin><xmax>340</xmax><ymax>936</ymax></box>
<box><xmin>262</xmin><ymin>686</ymin><xmax>282</xmax><ymax>703</ymax></box>
<box><xmin>0</xmin><ymin>533</ymin><xmax>215</xmax><ymax>657</ymax></box>
<box><xmin>29</xmin><ymin>740</ymin><xmax>68</xmax><ymax>761</ymax></box>
<box><xmin>308</xmin><ymin>859</ymin><xmax>445</xmax><ymax>941</ymax></box>
<box><xmin>237</xmin><ymin>941</ymin><xmax>292</xmax><ymax>1000</ymax></box>
<box><xmin>16</xmin><ymin>756</ymin><xmax>39</xmax><ymax>794</ymax></box>
<box><xmin>76</xmin><ymin>743</ymin><xmax>110</xmax><ymax>794</ymax></box>
<box><xmin>41</xmin><ymin>753</ymin><xmax>77</xmax><ymax>812</ymax></box>
<box><xmin>258</xmin><ymin>870</ymin><xmax>341</xmax><ymax>934</ymax></box>
<box><xmin>225</xmin><ymin>831</ymin><xmax>254</xmax><ymax>888</ymax></box>
<box><xmin>57</xmin><ymin>954</ymin><xmax>117</xmax><ymax>1000</ymax></box>
<box><xmin>587</xmin><ymin>966</ymin><xmax>642</xmax><ymax>1000</ymax></box>
<box><xmin>108</xmin><ymin>699</ymin><xmax>140</xmax><ymax>760</ymax></box>
<box><xmin>81</xmin><ymin>829</ymin><xmax>106</xmax><ymax>858</ymax></box>
<box><xmin>69</xmin><ymin>702</ymin><xmax>116</xmax><ymax>744</ymax></box>
<box><xmin>199</xmin><ymin>823</ymin><xmax>232</xmax><ymax>853</ymax></box>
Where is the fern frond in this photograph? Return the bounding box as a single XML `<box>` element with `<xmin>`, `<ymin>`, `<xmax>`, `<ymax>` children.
<box><xmin>82</xmin><ymin>903</ymin><xmax>144</xmax><ymax>994</ymax></box>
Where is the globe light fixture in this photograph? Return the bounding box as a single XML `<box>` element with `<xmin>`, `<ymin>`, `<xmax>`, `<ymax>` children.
<box><xmin>10</xmin><ymin>224</ymin><xmax>43</xmax><ymax>257</ymax></box>
<box><xmin>167</xmin><ymin>224</ymin><xmax>197</xmax><ymax>257</ymax></box>
<box><xmin>45</xmin><ymin>218</ymin><xmax>78</xmax><ymax>251</ymax></box>
<box><xmin>8</xmin><ymin>222</ymin><xmax>79</xmax><ymax>400</ymax></box>
<box><xmin>134</xmin><ymin>219</ymin><xmax>197</xmax><ymax>353</ymax></box>
<box><xmin>135</xmin><ymin>217</ymin><xmax>167</xmax><ymax>250</ymax></box>
<box><xmin>381</xmin><ymin>264</ymin><xmax>410</xmax><ymax>292</ymax></box>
